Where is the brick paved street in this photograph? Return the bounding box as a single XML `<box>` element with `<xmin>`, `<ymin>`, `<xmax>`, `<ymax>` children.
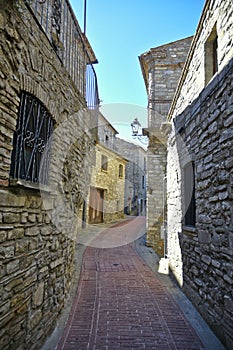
<box><xmin>56</xmin><ymin>218</ymin><xmax>209</xmax><ymax>350</ymax></box>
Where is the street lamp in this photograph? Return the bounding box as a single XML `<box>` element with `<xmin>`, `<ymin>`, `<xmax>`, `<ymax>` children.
<box><xmin>131</xmin><ymin>117</ymin><xmax>142</xmax><ymax>136</ymax></box>
<box><xmin>130</xmin><ymin>117</ymin><xmax>148</xmax><ymax>145</ymax></box>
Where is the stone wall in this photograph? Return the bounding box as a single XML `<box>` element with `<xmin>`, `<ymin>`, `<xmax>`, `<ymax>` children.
<box><xmin>0</xmin><ymin>1</ymin><xmax>95</xmax><ymax>349</ymax></box>
<box><xmin>146</xmin><ymin>136</ymin><xmax>167</xmax><ymax>255</ymax></box>
<box><xmin>164</xmin><ymin>121</ymin><xmax>184</xmax><ymax>286</ymax></box>
<box><xmin>166</xmin><ymin>0</ymin><xmax>233</xmax><ymax>347</ymax></box>
<box><xmin>140</xmin><ymin>37</ymin><xmax>193</xmax><ymax>130</ymax></box>
<box><xmin>139</xmin><ymin>38</ymin><xmax>192</xmax><ymax>256</ymax></box>
<box><xmin>115</xmin><ymin>138</ymin><xmax>147</xmax><ymax>216</ymax></box>
<box><xmin>175</xmin><ymin>57</ymin><xmax>233</xmax><ymax>350</ymax></box>
<box><xmin>169</xmin><ymin>0</ymin><xmax>233</xmax><ymax>118</ymax></box>
<box><xmin>97</xmin><ymin>112</ymin><xmax>118</xmax><ymax>150</ymax></box>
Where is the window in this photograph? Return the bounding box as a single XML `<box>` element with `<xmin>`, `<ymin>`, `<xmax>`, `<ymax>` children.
<box><xmin>184</xmin><ymin>162</ymin><xmax>196</xmax><ymax>227</ymax></box>
<box><xmin>101</xmin><ymin>155</ymin><xmax>108</xmax><ymax>171</ymax></box>
<box><xmin>205</xmin><ymin>25</ymin><xmax>218</xmax><ymax>85</ymax></box>
<box><xmin>142</xmin><ymin>175</ymin><xmax>145</xmax><ymax>189</ymax></box>
<box><xmin>144</xmin><ymin>157</ymin><xmax>146</xmax><ymax>171</ymax></box>
<box><xmin>119</xmin><ymin>164</ymin><xmax>123</xmax><ymax>178</ymax></box>
<box><xmin>10</xmin><ymin>92</ymin><xmax>54</xmax><ymax>185</ymax></box>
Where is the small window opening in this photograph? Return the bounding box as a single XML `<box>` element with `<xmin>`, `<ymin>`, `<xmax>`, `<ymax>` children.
<box><xmin>101</xmin><ymin>155</ymin><xmax>108</xmax><ymax>171</ymax></box>
<box><xmin>184</xmin><ymin>162</ymin><xmax>196</xmax><ymax>227</ymax></box>
<box><xmin>119</xmin><ymin>164</ymin><xmax>123</xmax><ymax>178</ymax></box>
<box><xmin>205</xmin><ymin>25</ymin><xmax>218</xmax><ymax>85</ymax></box>
<box><xmin>142</xmin><ymin>175</ymin><xmax>145</xmax><ymax>189</ymax></box>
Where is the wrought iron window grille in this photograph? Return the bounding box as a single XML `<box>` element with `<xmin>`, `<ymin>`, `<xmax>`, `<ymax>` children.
<box><xmin>10</xmin><ymin>92</ymin><xmax>54</xmax><ymax>185</ymax></box>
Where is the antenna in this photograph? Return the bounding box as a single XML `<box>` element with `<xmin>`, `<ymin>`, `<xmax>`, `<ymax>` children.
<box><xmin>84</xmin><ymin>0</ymin><xmax>87</xmax><ymax>35</ymax></box>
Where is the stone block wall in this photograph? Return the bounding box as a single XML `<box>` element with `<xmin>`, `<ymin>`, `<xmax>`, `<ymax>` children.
<box><xmin>166</xmin><ymin>1</ymin><xmax>233</xmax><ymax>347</ymax></box>
<box><xmin>146</xmin><ymin>38</ymin><xmax>193</xmax><ymax>129</ymax></box>
<box><xmin>176</xmin><ymin>57</ymin><xmax>233</xmax><ymax>350</ymax></box>
<box><xmin>97</xmin><ymin>112</ymin><xmax>118</xmax><ymax>150</ymax></box>
<box><xmin>139</xmin><ymin>38</ymin><xmax>192</xmax><ymax>256</ymax></box>
<box><xmin>146</xmin><ymin>136</ymin><xmax>167</xmax><ymax>255</ymax></box>
<box><xmin>115</xmin><ymin>138</ymin><xmax>147</xmax><ymax>216</ymax></box>
<box><xmin>170</xmin><ymin>0</ymin><xmax>233</xmax><ymax>118</ymax></box>
<box><xmin>0</xmin><ymin>1</ymin><xmax>95</xmax><ymax>349</ymax></box>
<box><xmin>0</xmin><ymin>189</ymin><xmax>76</xmax><ymax>350</ymax></box>
<box><xmin>166</xmin><ymin>128</ymin><xmax>183</xmax><ymax>285</ymax></box>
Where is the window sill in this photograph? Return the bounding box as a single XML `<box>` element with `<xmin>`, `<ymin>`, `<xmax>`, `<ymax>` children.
<box><xmin>182</xmin><ymin>225</ymin><xmax>197</xmax><ymax>237</ymax></box>
<box><xmin>10</xmin><ymin>179</ymin><xmax>52</xmax><ymax>193</ymax></box>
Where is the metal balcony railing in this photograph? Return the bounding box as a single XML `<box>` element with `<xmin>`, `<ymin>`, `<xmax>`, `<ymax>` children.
<box><xmin>24</xmin><ymin>0</ymin><xmax>99</xmax><ymax>109</ymax></box>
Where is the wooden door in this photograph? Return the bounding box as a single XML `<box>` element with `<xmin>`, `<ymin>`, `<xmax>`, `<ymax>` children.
<box><xmin>89</xmin><ymin>187</ymin><xmax>104</xmax><ymax>224</ymax></box>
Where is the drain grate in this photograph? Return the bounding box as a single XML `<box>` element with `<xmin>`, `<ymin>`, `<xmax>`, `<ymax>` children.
<box><xmin>96</xmin><ymin>262</ymin><xmax>136</xmax><ymax>272</ymax></box>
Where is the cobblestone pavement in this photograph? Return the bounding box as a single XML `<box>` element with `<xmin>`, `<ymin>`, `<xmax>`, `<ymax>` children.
<box><xmin>56</xmin><ymin>218</ymin><xmax>209</xmax><ymax>350</ymax></box>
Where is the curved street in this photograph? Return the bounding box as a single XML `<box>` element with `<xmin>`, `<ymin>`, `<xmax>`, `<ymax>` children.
<box><xmin>50</xmin><ymin>218</ymin><xmax>223</xmax><ymax>350</ymax></box>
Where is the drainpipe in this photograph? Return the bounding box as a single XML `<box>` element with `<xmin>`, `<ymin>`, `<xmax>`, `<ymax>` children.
<box><xmin>158</xmin><ymin>175</ymin><xmax>169</xmax><ymax>274</ymax></box>
<box><xmin>163</xmin><ymin>175</ymin><xmax>167</xmax><ymax>258</ymax></box>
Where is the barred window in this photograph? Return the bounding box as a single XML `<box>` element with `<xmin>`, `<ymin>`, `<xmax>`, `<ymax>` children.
<box><xmin>10</xmin><ymin>92</ymin><xmax>54</xmax><ymax>185</ymax></box>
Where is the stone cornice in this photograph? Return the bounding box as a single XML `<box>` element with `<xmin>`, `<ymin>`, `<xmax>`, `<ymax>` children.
<box><xmin>160</xmin><ymin>122</ymin><xmax>172</xmax><ymax>138</ymax></box>
<box><xmin>143</xmin><ymin>127</ymin><xmax>167</xmax><ymax>145</ymax></box>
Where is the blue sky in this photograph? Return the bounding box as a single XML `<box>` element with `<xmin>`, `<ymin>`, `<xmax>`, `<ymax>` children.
<box><xmin>70</xmin><ymin>0</ymin><xmax>205</xmax><ymax>106</ymax></box>
<box><xmin>69</xmin><ymin>0</ymin><xmax>205</xmax><ymax>141</ymax></box>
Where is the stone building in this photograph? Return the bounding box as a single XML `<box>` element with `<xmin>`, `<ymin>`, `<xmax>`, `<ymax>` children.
<box><xmin>115</xmin><ymin>138</ymin><xmax>147</xmax><ymax>216</ymax></box>
<box><xmin>139</xmin><ymin>37</ymin><xmax>193</xmax><ymax>256</ymax></box>
<box><xmin>85</xmin><ymin>112</ymin><xmax>127</xmax><ymax>225</ymax></box>
<box><xmin>0</xmin><ymin>1</ymin><xmax>99</xmax><ymax>349</ymax></box>
<box><xmin>87</xmin><ymin>142</ymin><xmax>127</xmax><ymax>224</ymax></box>
<box><xmin>97</xmin><ymin>111</ymin><xmax>119</xmax><ymax>149</ymax></box>
<box><xmin>140</xmin><ymin>0</ymin><xmax>233</xmax><ymax>348</ymax></box>
<box><xmin>87</xmin><ymin>113</ymin><xmax>145</xmax><ymax>223</ymax></box>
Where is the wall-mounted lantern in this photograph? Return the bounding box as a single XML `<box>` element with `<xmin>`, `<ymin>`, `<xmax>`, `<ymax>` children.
<box><xmin>130</xmin><ymin>117</ymin><xmax>148</xmax><ymax>145</ymax></box>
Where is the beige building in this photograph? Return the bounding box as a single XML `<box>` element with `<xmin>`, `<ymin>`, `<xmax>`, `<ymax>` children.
<box><xmin>94</xmin><ymin>114</ymin><xmax>147</xmax><ymax>219</ymax></box>
<box><xmin>86</xmin><ymin>114</ymin><xmax>127</xmax><ymax>224</ymax></box>
<box><xmin>88</xmin><ymin>143</ymin><xmax>127</xmax><ymax>224</ymax></box>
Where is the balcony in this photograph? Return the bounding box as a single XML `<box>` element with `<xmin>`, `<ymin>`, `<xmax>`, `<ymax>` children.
<box><xmin>25</xmin><ymin>0</ymin><xmax>99</xmax><ymax>109</ymax></box>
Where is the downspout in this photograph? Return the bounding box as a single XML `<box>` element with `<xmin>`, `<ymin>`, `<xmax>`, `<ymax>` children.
<box><xmin>158</xmin><ymin>175</ymin><xmax>169</xmax><ymax>274</ymax></box>
<box><xmin>163</xmin><ymin>175</ymin><xmax>167</xmax><ymax>258</ymax></box>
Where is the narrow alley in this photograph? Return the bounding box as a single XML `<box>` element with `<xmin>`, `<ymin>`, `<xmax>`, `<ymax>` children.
<box><xmin>44</xmin><ymin>218</ymin><xmax>224</xmax><ymax>350</ymax></box>
<box><xmin>0</xmin><ymin>1</ymin><xmax>232</xmax><ymax>350</ymax></box>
